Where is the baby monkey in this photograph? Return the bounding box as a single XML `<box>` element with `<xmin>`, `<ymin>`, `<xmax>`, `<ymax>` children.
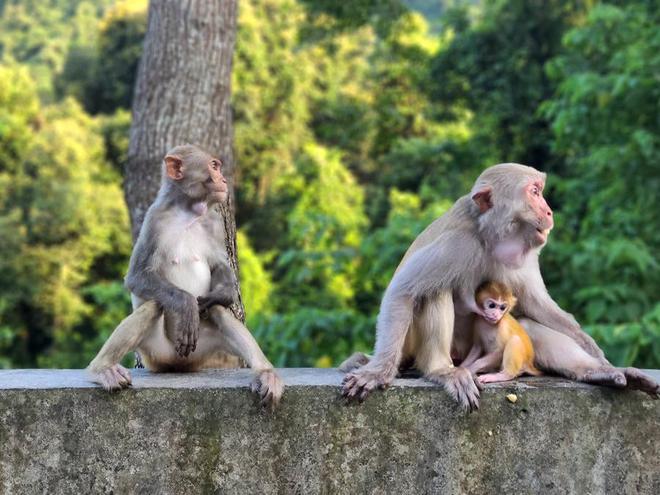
<box><xmin>462</xmin><ymin>281</ymin><xmax>541</xmax><ymax>383</ymax></box>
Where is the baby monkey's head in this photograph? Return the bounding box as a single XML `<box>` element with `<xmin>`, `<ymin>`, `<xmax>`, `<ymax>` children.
<box><xmin>475</xmin><ymin>281</ymin><xmax>517</xmax><ymax>325</ymax></box>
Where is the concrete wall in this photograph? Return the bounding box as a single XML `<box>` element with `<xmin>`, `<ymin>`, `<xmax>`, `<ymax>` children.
<box><xmin>0</xmin><ymin>368</ymin><xmax>658</xmax><ymax>494</ymax></box>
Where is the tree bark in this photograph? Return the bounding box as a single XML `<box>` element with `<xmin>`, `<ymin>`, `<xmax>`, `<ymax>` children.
<box><xmin>125</xmin><ymin>0</ymin><xmax>243</xmax><ymax>365</ymax></box>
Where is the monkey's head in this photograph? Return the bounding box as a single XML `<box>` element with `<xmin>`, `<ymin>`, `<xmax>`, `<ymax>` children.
<box><xmin>475</xmin><ymin>281</ymin><xmax>516</xmax><ymax>325</ymax></box>
<box><xmin>163</xmin><ymin>144</ymin><xmax>228</xmax><ymax>205</ymax></box>
<box><xmin>470</xmin><ymin>163</ymin><xmax>554</xmax><ymax>248</ymax></box>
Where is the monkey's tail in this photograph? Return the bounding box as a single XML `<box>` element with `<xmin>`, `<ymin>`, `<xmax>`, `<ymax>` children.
<box><xmin>338</xmin><ymin>352</ymin><xmax>371</xmax><ymax>373</ymax></box>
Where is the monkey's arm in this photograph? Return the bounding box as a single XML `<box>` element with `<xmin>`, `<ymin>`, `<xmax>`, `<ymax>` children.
<box><xmin>457</xmin><ymin>286</ymin><xmax>487</xmax><ymax>318</ymax></box>
<box><xmin>515</xmin><ymin>256</ymin><xmax>606</xmax><ymax>362</ymax></box>
<box><xmin>468</xmin><ymin>350</ymin><xmax>502</xmax><ymax>375</ymax></box>
<box><xmin>461</xmin><ymin>342</ymin><xmax>482</xmax><ymax>368</ymax></box>
<box><xmin>125</xmin><ymin>222</ymin><xmax>200</xmax><ymax>357</ymax></box>
<box><xmin>198</xmin><ymin>261</ymin><xmax>236</xmax><ymax>312</ymax></box>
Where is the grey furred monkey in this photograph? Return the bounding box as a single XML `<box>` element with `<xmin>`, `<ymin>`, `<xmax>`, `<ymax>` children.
<box><xmin>342</xmin><ymin>163</ymin><xmax>659</xmax><ymax>410</ymax></box>
<box><xmin>88</xmin><ymin>144</ymin><xmax>283</xmax><ymax>407</ymax></box>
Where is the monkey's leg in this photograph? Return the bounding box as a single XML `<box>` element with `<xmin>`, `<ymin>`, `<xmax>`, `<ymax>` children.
<box><xmin>342</xmin><ymin>292</ymin><xmax>414</xmax><ymax>401</ymax></box>
<box><xmin>207</xmin><ymin>306</ymin><xmax>284</xmax><ymax>408</ymax></box>
<box><xmin>338</xmin><ymin>352</ymin><xmax>371</xmax><ymax>373</ymax></box>
<box><xmin>479</xmin><ymin>337</ymin><xmax>524</xmax><ymax>383</ymax></box>
<box><xmin>467</xmin><ymin>351</ymin><xmax>503</xmax><ymax>375</ymax></box>
<box><xmin>87</xmin><ymin>301</ymin><xmax>162</xmax><ymax>391</ymax></box>
<box><xmin>502</xmin><ymin>335</ymin><xmax>525</xmax><ymax>377</ymax></box>
<box><xmin>519</xmin><ymin>318</ymin><xmax>630</xmax><ymax>389</ymax></box>
<box><xmin>479</xmin><ymin>372</ymin><xmax>515</xmax><ymax>383</ymax></box>
<box><xmin>415</xmin><ymin>292</ymin><xmax>481</xmax><ymax>412</ymax></box>
<box><xmin>460</xmin><ymin>344</ymin><xmax>482</xmax><ymax>369</ymax></box>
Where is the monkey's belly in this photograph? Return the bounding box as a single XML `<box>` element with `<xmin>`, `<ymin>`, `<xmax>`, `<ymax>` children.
<box><xmin>138</xmin><ymin>318</ymin><xmax>224</xmax><ymax>372</ymax></box>
<box><xmin>166</xmin><ymin>260</ymin><xmax>212</xmax><ymax>298</ymax></box>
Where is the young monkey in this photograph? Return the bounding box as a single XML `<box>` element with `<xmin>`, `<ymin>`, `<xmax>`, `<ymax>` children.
<box><xmin>462</xmin><ymin>281</ymin><xmax>541</xmax><ymax>383</ymax></box>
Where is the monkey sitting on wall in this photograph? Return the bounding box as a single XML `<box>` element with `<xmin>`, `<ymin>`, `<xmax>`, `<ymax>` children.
<box><xmin>342</xmin><ymin>163</ymin><xmax>658</xmax><ymax>411</ymax></box>
<box><xmin>87</xmin><ymin>145</ymin><xmax>283</xmax><ymax>407</ymax></box>
<box><xmin>461</xmin><ymin>281</ymin><xmax>541</xmax><ymax>383</ymax></box>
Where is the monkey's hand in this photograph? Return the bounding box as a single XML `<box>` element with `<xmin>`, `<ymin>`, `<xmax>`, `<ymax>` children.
<box><xmin>621</xmin><ymin>367</ymin><xmax>659</xmax><ymax>399</ymax></box>
<box><xmin>251</xmin><ymin>369</ymin><xmax>284</xmax><ymax>409</ymax></box>
<box><xmin>426</xmin><ymin>367</ymin><xmax>481</xmax><ymax>412</ymax></box>
<box><xmin>169</xmin><ymin>294</ymin><xmax>200</xmax><ymax>357</ymax></box>
<box><xmin>89</xmin><ymin>364</ymin><xmax>132</xmax><ymax>392</ymax></box>
<box><xmin>342</xmin><ymin>364</ymin><xmax>396</xmax><ymax>402</ymax></box>
<box><xmin>197</xmin><ymin>287</ymin><xmax>235</xmax><ymax>313</ymax></box>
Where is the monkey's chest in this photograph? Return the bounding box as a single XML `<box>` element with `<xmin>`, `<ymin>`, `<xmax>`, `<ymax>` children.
<box><xmin>166</xmin><ymin>259</ymin><xmax>211</xmax><ymax>297</ymax></box>
<box><xmin>159</xmin><ymin>221</ymin><xmax>214</xmax><ymax>297</ymax></box>
<box><xmin>475</xmin><ymin>322</ymin><xmax>501</xmax><ymax>350</ymax></box>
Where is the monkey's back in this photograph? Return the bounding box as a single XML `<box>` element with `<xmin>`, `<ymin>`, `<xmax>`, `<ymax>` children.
<box><xmin>396</xmin><ymin>196</ymin><xmax>474</xmax><ymax>273</ymax></box>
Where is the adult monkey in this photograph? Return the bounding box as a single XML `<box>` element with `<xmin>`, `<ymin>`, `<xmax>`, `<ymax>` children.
<box><xmin>88</xmin><ymin>145</ymin><xmax>283</xmax><ymax>407</ymax></box>
<box><xmin>342</xmin><ymin>163</ymin><xmax>659</xmax><ymax>410</ymax></box>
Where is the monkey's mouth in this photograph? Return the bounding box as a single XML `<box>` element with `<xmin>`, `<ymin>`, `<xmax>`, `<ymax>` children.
<box><xmin>535</xmin><ymin>228</ymin><xmax>549</xmax><ymax>243</ymax></box>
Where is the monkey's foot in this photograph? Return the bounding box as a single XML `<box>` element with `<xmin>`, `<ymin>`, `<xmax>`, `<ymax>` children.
<box><xmin>478</xmin><ymin>372</ymin><xmax>515</xmax><ymax>384</ymax></box>
<box><xmin>93</xmin><ymin>364</ymin><xmax>132</xmax><ymax>391</ymax></box>
<box><xmin>342</xmin><ymin>366</ymin><xmax>394</xmax><ymax>402</ymax></box>
<box><xmin>578</xmin><ymin>366</ymin><xmax>626</xmax><ymax>388</ymax></box>
<box><xmin>250</xmin><ymin>369</ymin><xmax>284</xmax><ymax>409</ymax></box>
<box><xmin>622</xmin><ymin>367</ymin><xmax>659</xmax><ymax>398</ymax></box>
<box><xmin>338</xmin><ymin>352</ymin><xmax>371</xmax><ymax>373</ymax></box>
<box><xmin>426</xmin><ymin>367</ymin><xmax>481</xmax><ymax>412</ymax></box>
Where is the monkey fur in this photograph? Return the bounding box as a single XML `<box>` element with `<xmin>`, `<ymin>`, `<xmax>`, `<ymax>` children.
<box><xmin>462</xmin><ymin>281</ymin><xmax>541</xmax><ymax>383</ymax></box>
<box><xmin>87</xmin><ymin>144</ymin><xmax>283</xmax><ymax>408</ymax></box>
<box><xmin>342</xmin><ymin>163</ymin><xmax>659</xmax><ymax>411</ymax></box>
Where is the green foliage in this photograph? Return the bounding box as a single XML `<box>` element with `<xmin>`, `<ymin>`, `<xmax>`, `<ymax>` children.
<box><xmin>252</xmin><ymin>308</ymin><xmax>375</xmax><ymax>368</ymax></box>
<box><xmin>275</xmin><ymin>143</ymin><xmax>367</xmax><ymax>310</ymax></box>
<box><xmin>369</xmin><ymin>12</ymin><xmax>440</xmax><ymax>157</ymax></box>
<box><xmin>233</xmin><ymin>0</ymin><xmax>313</xmax><ymax>234</ymax></box>
<box><xmin>0</xmin><ymin>62</ymin><xmax>131</xmax><ymax>367</ymax></box>
<box><xmin>98</xmin><ymin>108</ymin><xmax>131</xmax><ymax>174</ymax></box>
<box><xmin>585</xmin><ymin>304</ymin><xmax>660</xmax><ymax>370</ymax></box>
<box><xmin>430</xmin><ymin>0</ymin><xmax>589</xmax><ymax>169</ymax></box>
<box><xmin>237</xmin><ymin>230</ymin><xmax>274</xmax><ymax>318</ymax></box>
<box><xmin>0</xmin><ymin>0</ymin><xmax>113</xmax><ymax>99</ymax></box>
<box><xmin>38</xmin><ymin>281</ymin><xmax>132</xmax><ymax>368</ymax></box>
<box><xmin>0</xmin><ymin>0</ymin><xmax>657</xmax><ymax>370</ymax></box>
<box><xmin>300</xmin><ymin>0</ymin><xmax>408</xmax><ymax>38</ymax></box>
<box><xmin>0</xmin><ymin>62</ymin><xmax>39</xmax><ymax>166</ymax></box>
<box><xmin>540</xmin><ymin>1</ymin><xmax>660</xmax><ymax>365</ymax></box>
<box><xmin>57</xmin><ymin>0</ymin><xmax>147</xmax><ymax>113</ymax></box>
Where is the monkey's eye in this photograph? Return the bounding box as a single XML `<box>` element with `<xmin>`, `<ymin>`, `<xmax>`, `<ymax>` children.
<box><xmin>211</xmin><ymin>160</ymin><xmax>221</xmax><ymax>171</ymax></box>
<box><xmin>500</xmin><ymin>304</ymin><xmax>507</xmax><ymax>311</ymax></box>
<box><xmin>531</xmin><ymin>186</ymin><xmax>540</xmax><ymax>196</ymax></box>
<box><xmin>488</xmin><ymin>302</ymin><xmax>496</xmax><ymax>309</ymax></box>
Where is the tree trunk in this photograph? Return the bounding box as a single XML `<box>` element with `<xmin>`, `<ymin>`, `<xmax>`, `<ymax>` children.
<box><xmin>125</xmin><ymin>0</ymin><xmax>242</xmax><ymax>366</ymax></box>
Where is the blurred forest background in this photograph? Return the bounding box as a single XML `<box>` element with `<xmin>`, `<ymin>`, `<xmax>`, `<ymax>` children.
<box><xmin>0</xmin><ymin>0</ymin><xmax>658</xmax><ymax>369</ymax></box>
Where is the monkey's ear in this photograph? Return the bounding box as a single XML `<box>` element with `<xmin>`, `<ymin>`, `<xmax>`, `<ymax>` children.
<box><xmin>165</xmin><ymin>155</ymin><xmax>184</xmax><ymax>180</ymax></box>
<box><xmin>471</xmin><ymin>187</ymin><xmax>493</xmax><ymax>213</ymax></box>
